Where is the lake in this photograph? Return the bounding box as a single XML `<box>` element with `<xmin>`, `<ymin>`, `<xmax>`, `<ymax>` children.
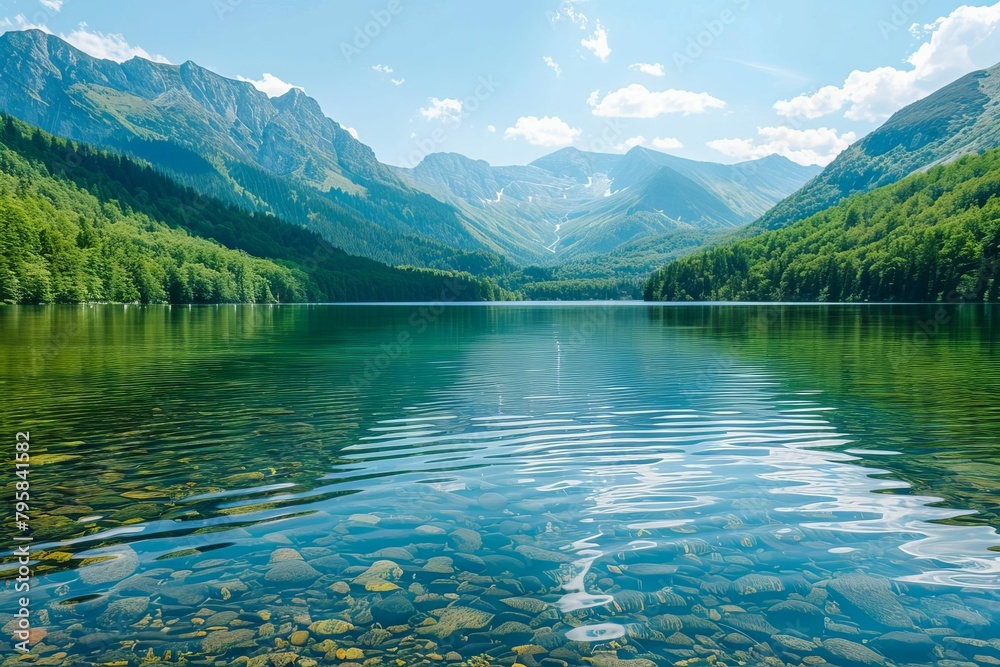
<box><xmin>1</xmin><ymin>303</ymin><xmax>999</xmax><ymax>665</ymax></box>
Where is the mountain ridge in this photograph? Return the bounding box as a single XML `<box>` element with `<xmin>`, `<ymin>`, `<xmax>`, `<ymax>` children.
<box><xmin>0</xmin><ymin>113</ymin><xmax>514</xmax><ymax>304</ymax></box>
<box><xmin>0</xmin><ymin>28</ymin><xmax>499</xmax><ymax>269</ymax></box>
<box><xmin>394</xmin><ymin>145</ymin><xmax>820</xmax><ymax>262</ymax></box>
<box><xmin>644</xmin><ymin>147</ymin><xmax>1000</xmax><ymax>302</ymax></box>
<box><xmin>748</xmin><ymin>60</ymin><xmax>1000</xmax><ymax>232</ymax></box>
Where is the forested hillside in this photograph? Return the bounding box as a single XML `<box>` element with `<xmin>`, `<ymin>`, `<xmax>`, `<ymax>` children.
<box><xmin>645</xmin><ymin>149</ymin><xmax>1000</xmax><ymax>303</ymax></box>
<box><xmin>748</xmin><ymin>62</ymin><xmax>1000</xmax><ymax>233</ymax></box>
<box><xmin>0</xmin><ymin>115</ymin><xmax>514</xmax><ymax>304</ymax></box>
<box><xmin>0</xmin><ymin>29</ymin><xmax>509</xmax><ymax>270</ymax></box>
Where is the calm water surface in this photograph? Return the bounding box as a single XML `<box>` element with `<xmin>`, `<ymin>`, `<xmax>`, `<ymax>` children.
<box><xmin>1</xmin><ymin>304</ymin><xmax>999</xmax><ymax>666</ymax></box>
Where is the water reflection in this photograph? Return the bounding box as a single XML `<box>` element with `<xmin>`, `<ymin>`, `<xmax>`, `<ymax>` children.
<box><xmin>0</xmin><ymin>304</ymin><xmax>998</xmax><ymax>664</ymax></box>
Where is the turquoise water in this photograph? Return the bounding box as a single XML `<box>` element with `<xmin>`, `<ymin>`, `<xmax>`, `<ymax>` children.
<box><xmin>1</xmin><ymin>304</ymin><xmax>999</xmax><ymax>666</ymax></box>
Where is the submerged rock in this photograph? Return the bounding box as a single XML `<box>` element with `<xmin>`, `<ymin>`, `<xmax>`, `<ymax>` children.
<box><xmin>201</xmin><ymin>628</ymin><xmax>256</xmax><ymax>654</ymax></box>
<box><xmin>478</xmin><ymin>492</ymin><xmax>508</xmax><ymax>510</ymax></box>
<box><xmin>351</xmin><ymin>560</ymin><xmax>403</xmax><ymax>585</ymax></box>
<box><xmin>773</xmin><ymin>634</ymin><xmax>817</xmax><ymax>653</ymax></box>
<box><xmin>268</xmin><ymin>548</ymin><xmax>304</xmax><ymax>563</ymax></box>
<box><xmin>501</xmin><ymin>596</ymin><xmax>548</xmax><ymax>614</ymax></box>
<box><xmin>265</xmin><ymin>560</ymin><xmax>321</xmax><ymax>584</ymax></box>
<box><xmin>97</xmin><ymin>596</ymin><xmax>149</xmax><ymax>626</ymax></box>
<box><xmin>722</xmin><ymin>612</ymin><xmax>778</xmax><ymax>639</ymax></box>
<box><xmin>515</xmin><ymin>545</ymin><xmax>572</xmax><ymax>563</ymax></box>
<box><xmin>767</xmin><ymin>599</ymin><xmax>825</xmax><ymax>632</ymax></box>
<box><xmin>823</xmin><ymin>638</ymin><xmax>887</xmax><ymax>666</ymax></box>
<box><xmin>371</xmin><ymin>595</ymin><xmax>415</xmax><ymax>625</ymax></box>
<box><xmin>78</xmin><ymin>547</ymin><xmax>139</xmax><ymax>585</ymax></box>
<box><xmin>309</xmin><ymin>619</ymin><xmax>355</xmax><ymax>636</ymax></box>
<box><xmin>871</xmin><ymin>631</ymin><xmax>937</xmax><ymax>660</ymax></box>
<box><xmin>732</xmin><ymin>573</ymin><xmax>784</xmax><ymax>596</ymax></box>
<box><xmin>449</xmin><ymin>528</ymin><xmax>483</xmax><ymax>553</ymax></box>
<box><xmin>827</xmin><ymin>573</ymin><xmax>913</xmax><ymax>629</ymax></box>
<box><xmin>160</xmin><ymin>583</ymin><xmax>209</xmax><ymax>606</ymax></box>
<box><xmin>418</xmin><ymin>606</ymin><xmax>494</xmax><ymax>639</ymax></box>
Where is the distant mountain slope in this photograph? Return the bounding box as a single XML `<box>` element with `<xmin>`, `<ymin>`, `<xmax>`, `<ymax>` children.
<box><xmin>394</xmin><ymin>146</ymin><xmax>819</xmax><ymax>262</ymax></box>
<box><xmin>0</xmin><ymin>114</ymin><xmax>514</xmax><ymax>304</ymax></box>
<box><xmin>0</xmin><ymin>29</ymin><xmax>504</xmax><ymax>269</ymax></box>
<box><xmin>751</xmin><ymin>61</ymin><xmax>1000</xmax><ymax>232</ymax></box>
<box><xmin>644</xmin><ymin>148</ymin><xmax>1000</xmax><ymax>303</ymax></box>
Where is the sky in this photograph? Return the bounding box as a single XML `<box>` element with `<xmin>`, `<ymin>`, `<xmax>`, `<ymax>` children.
<box><xmin>2</xmin><ymin>0</ymin><xmax>1000</xmax><ymax>169</ymax></box>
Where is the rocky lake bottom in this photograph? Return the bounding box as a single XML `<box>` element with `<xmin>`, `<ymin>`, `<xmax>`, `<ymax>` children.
<box><xmin>1</xmin><ymin>304</ymin><xmax>999</xmax><ymax>667</ymax></box>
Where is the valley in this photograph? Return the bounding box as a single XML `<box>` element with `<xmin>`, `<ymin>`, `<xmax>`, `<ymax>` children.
<box><xmin>0</xmin><ymin>29</ymin><xmax>998</xmax><ymax>304</ymax></box>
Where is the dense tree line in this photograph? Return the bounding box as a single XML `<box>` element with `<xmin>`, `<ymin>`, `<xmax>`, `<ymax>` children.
<box><xmin>520</xmin><ymin>279</ymin><xmax>642</xmax><ymax>301</ymax></box>
<box><xmin>0</xmin><ymin>115</ymin><xmax>515</xmax><ymax>304</ymax></box>
<box><xmin>645</xmin><ymin>149</ymin><xmax>1000</xmax><ymax>302</ymax></box>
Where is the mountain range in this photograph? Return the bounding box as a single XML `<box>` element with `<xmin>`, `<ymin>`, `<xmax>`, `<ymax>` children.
<box><xmin>0</xmin><ymin>29</ymin><xmax>816</xmax><ymax>275</ymax></box>
<box><xmin>0</xmin><ymin>114</ymin><xmax>513</xmax><ymax>304</ymax></box>
<box><xmin>1</xmin><ymin>28</ymin><xmax>1000</xmax><ymax>304</ymax></box>
<box><xmin>645</xmin><ymin>61</ymin><xmax>1000</xmax><ymax>302</ymax></box>
<box><xmin>394</xmin><ymin>148</ymin><xmax>820</xmax><ymax>262</ymax></box>
<box><xmin>747</xmin><ymin>61</ymin><xmax>1000</xmax><ymax>233</ymax></box>
<box><xmin>0</xmin><ymin>28</ymin><xmax>498</xmax><ymax>271</ymax></box>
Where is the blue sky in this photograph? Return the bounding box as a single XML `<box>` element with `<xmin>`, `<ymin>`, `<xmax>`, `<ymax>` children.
<box><xmin>3</xmin><ymin>0</ymin><xmax>1000</xmax><ymax>168</ymax></box>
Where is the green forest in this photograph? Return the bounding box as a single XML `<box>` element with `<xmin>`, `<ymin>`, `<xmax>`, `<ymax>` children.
<box><xmin>645</xmin><ymin>148</ymin><xmax>1000</xmax><ymax>303</ymax></box>
<box><xmin>0</xmin><ymin>115</ymin><xmax>514</xmax><ymax>305</ymax></box>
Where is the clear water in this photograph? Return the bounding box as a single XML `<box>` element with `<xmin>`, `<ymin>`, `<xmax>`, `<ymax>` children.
<box><xmin>1</xmin><ymin>304</ymin><xmax>999</xmax><ymax>666</ymax></box>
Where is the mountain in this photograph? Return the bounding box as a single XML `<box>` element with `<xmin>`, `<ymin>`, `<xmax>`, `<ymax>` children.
<box><xmin>751</xmin><ymin>61</ymin><xmax>1000</xmax><ymax>232</ymax></box>
<box><xmin>0</xmin><ymin>29</ymin><xmax>508</xmax><ymax>271</ymax></box>
<box><xmin>0</xmin><ymin>113</ymin><xmax>514</xmax><ymax>304</ymax></box>
<box><xmin>394</xmin><ymin>146</ymin><xmax>820</xmax><ymax>262</ymax></box>
<box><xmin>644</xmin><ymin>147</ymin><xmax>1000</xmax><ymax>302</ymax></box>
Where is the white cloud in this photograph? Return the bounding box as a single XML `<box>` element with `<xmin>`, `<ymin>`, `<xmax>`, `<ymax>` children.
<box><xmin>62</xmin><ymin>24</ymin><xmax>170</xmax><ymax>63</ymax></box>
<box><xmin>0</xmin><ymin>14</ymin><xmax>49</xmax><ymax>32</ymax></box>
<box><xmin>707</xmin><ymin>126</ymin><xmax>857</xmax><ymax>166</ymax></box>
<box><xmin>612</xmin><ymin>135</ymin><xmax>684</xmax><ymax>153</ymax></box>
<box><xmin>237</xmin><ymin>73</ymin><xmax>304</xmax><ymax>98</ymax></box>
<box><xmin>504</xmin><ymin>116</ymin><xmax>581</xmax><ymax>147</ymax></box>
<box><xmin>610</xmin><ymin>135</ymin><xmax>647</xmax><ymax>152</ymax></box>
<box><xmin>543</xmin><ymin>56</ymin><xmax>563</xmax><ymax>77</ymax></box>
<box><xmin>552</xmin><ymin>2</ymin><xmax>588</xmax><ymax>28</ymax></box>
<box><xmin>732</xmin><ymin>59</ymin><xmax>809</xmax><ymax>84</ymax></box>
<box><xmin>419</xmin><ymin>97</ymin><xmax>464</xmax><ymax>123</ymax></box>
<box><xmin>372</xmin><ymin>64</ymin><xmax>393</xmax><ymax>74</ymax></box>
<box><xmin>650</xmin><ymin>137</ymin><xmax>684</xmax><ymax>151</ymax></box>
<box><xmin>589</xmin><ymin>84</ymin><xmax>725</xmax><ymax>118</ymax></box>
<box><xmin>774</xmin><ymin>2</ymin><xmax>1000</xmax><ymax>121</ymax></box>
<box><xmin>581</xmin><ymin>21</ymin><xmax>611</xmax><ymax>62</ymax></box>
<box><xmin>391</xmin><ymin>78</ymin><xmax>405</xmax><ymax>86</ymax></box>
<box><xmin>0</xmin><ymin>19</ymin><xmax>171</xmax><ymax>64</ymax></box>
<box><xmin>629</xmin><ymin>62</ymin><xmax>665</xmax><ymax>77</ymax></box>
<box><xmin>340</xmin><ymin>124</ymin><xmax>360</xmax><ymax>140</ymax></box>
<box><xmin>487</xmin><ymin>125</ymin><xmax>497</xmax><ymax>133</ymax></box>
<box><xmin>39</xmin><ymin>0</ymin><xmax>63</xmax><ymax>12</ymax></box>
